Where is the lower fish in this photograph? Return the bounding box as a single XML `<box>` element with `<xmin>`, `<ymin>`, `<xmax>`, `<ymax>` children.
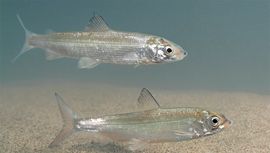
<box><xmin>49</xmin><ymin>89</ymin><xmax>231</xmax><ymax>151</ymax></box>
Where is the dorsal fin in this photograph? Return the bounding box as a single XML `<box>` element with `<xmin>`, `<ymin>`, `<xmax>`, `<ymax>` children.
<box><xmin>85</xmin><ymin>15</ymin><xmax>111</xmax><ymax>32</ymax></box>
<box><xmin>137</xmin><ymin>88</ymin><xmax>160</xmax><ymax>108</ymax></box>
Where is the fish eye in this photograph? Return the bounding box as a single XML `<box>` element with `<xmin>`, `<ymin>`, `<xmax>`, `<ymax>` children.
<box><xmin>210</xmin><ymin>116</ymin><xmax>220</xmax><ymax>127</ymax></box>
<box><xmin>165</xmin><ymin>47</ymin><xmax>173</xmax><ymax>54</ymax></box>
<box><xmin>167</xmin><ymin>48</ymin><xmax>172</xmax><ymax>53</ymax></box>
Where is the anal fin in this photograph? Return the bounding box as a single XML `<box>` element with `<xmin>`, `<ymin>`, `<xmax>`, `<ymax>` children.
<box><xmin>46</xmin><ymin>50</ymin><xmax>65</xmax><ymax>60</ymax></box>
<box><xmin>78</xmin><ymin>57</ymin><xmax>99</xmax><ymax>69</ymax></box>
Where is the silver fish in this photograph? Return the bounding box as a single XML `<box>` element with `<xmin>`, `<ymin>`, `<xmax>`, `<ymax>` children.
<box><xmin>13</xmin><ymin>15</ymin><xmax>187</xmax><ymax>68</ymax></box>
<box><xmin>49</xmin><ymin>89</ymin><xmax>231</xmax><ymax>151</ymax></box>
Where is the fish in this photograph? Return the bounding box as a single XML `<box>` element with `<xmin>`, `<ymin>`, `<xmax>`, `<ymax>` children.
<box><xmin>49</xmin><ymin>88</ymin><xmax>231</xmax><ymax>151</ymax></box>
<box><xmin>13</xmin><ymin>15</ymin><xmax>188</xmax><ymax>68</ymax></box>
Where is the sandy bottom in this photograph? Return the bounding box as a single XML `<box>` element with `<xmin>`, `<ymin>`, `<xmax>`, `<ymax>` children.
<box><xmin>1</xmin><ymin>80</ymin><xmax>270</xmax><ymax>153</ymax></box>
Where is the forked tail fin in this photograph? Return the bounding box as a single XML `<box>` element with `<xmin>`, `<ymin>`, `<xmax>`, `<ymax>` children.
<box><xmin>12</xmin><ymin>15</ymin><xmax>36</xmax><ymax>62</ymax></box>
<box><xmin>49</xmin><ymin>93</ymin><xmax>78</xmax><ymax>148</ymax></box>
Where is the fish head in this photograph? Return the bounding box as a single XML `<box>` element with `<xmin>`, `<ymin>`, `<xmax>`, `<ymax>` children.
<box><xmin>200</xmin><ymin>110</ymin><xmax>231</xmax><ymax>136</ymax></box>
<box><xmin>146</xmin><ymin>37</ymin><xmax>187</xmax><ymax>63</ymax></box>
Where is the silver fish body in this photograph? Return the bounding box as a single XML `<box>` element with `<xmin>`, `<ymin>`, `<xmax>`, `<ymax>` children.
<box><xmin>49</xmin><ymin>89</ymin><xmax>231</xmax><ymax>151</ymax></box>
<box><xmin>29</xmin><ymin>31</ymin><xmax>151</xmax><ymax>64</ymax></box>
<box><xmin>76</xmin><ymin>107</ymin><xmax>226</xmax><ymax>142</ymax></box>
<box><xmin>14</xmin><ymin>15</ymin><xmax>187</xmax><ymax>68</ymax></box>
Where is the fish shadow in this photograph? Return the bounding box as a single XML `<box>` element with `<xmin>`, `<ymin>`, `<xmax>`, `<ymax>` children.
<box><xmin>70</xmin><ymin>141</ymin><xmax>133</xmax><ymax>153</ymax></box>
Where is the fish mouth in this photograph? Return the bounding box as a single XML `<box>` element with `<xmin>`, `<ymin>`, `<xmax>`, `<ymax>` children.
<box><xmin>183</xmin><ymin>50</ymin><xmax>188</xmax><ymax>57</ymax></box>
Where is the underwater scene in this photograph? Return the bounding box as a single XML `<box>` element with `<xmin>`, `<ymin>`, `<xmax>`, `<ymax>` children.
<box><xmin>1</xmin><ymin>0</ymin><xmax>270</xmax><ymax>153</ymax></box>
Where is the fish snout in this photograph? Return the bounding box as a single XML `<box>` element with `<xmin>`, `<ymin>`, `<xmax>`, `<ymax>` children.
<box><xmin>172</xmin><ymin>47</ymin><xmax>187</xmax><ymax>61</ymax></box>
<box><xmin>182</xmin><ymin>50</ymin><xmax>188</xmax><ymax>58</ymax></box>
<box><xmin>224</xmin><ymin>119</ymin><xmax>232</xmax><ymax>128</ymax></box>
<box><xmin>221</xmin><ymin>119</ymin><xmax>232</xmax><ymax>129</ymax></box>
<box><xmin>178</xmin><ymin>49</ymin><xmax>188</xmax><ymax>60</ymax></box>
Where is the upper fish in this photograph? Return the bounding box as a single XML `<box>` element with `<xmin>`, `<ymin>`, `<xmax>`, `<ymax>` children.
<box><xmin>49</xmin><ymin>88</ymin><xmax>231</xmax><ymax>151</ymax></box>
<box><xmin>13</xmin><ymin>15</ymin><xmax>187</xmax><ymax>68</ymax></box>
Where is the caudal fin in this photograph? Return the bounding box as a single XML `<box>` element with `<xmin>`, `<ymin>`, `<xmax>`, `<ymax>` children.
<box><xmin>12</xmin><ymin>15</ymin><xmax>36</xmax><ymax>62</ymax></box>
<box><xmin>49</xmin><ymin>93</ymin><xmax>78</xmax><ymax>148</ymax></box>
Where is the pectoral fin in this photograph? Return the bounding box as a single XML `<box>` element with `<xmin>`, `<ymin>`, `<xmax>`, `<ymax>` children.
<box><xmin>172</xmin><ymin>129</ymin><xmax>195</xmax><ymax>141</ymax></box>
<box><xmin>78</xmin><ymin>57</ymin><xmax>99</xmax><ymax>69</ymax></box>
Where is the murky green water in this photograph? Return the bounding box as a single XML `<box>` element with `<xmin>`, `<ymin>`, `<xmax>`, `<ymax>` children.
<box><xmin>1</xmin><ymin>0</ymin><xmax>269</xmax><ymax>94</ymax></box>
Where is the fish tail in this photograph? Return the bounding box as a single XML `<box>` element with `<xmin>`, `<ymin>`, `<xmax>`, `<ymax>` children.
<box><xmin>49</xmin><ymin>93</ymin><xmax>78</xmax><ymax>148</ymax></box>
<box><xmin>12</xmin><ymin>14</ymin><xmax>37</xmax><ymax>62</ymax></box>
